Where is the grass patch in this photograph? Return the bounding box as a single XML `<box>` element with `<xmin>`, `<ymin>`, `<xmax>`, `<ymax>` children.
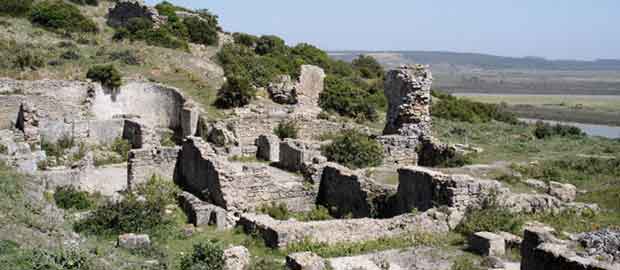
<box><xmin>286</xmin><ymin>232</ymin><xmax>452</xmax><ymax>258</ymax></box>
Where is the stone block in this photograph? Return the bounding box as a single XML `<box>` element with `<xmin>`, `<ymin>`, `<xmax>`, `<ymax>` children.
<box><xmin>117</xmin><ymin>233</ymin><xmax>150</xmax><ymax>249</ymax></box>
<box><xmin>256</xmin><ymin>134</ymin><xmax>280</xmax><ymax>162</ymax></box>
<box><xmin>548</xmin><ymin>181</ymin><xmax>577</xmax><ymax>202</ymax></box>
<box><xmin>469</xmin><ymin>232</ymin><xmax>506</xmax><ymax>256</ymax></box>
<box><xmin>286</xmin><ymin>252</ymin><xmax>326</xmax><ymax>270</ymax></box>
<box><xmin>224</xmin><ymin>246</ymin><xmax>251</xmax><ymax>270</ymax></box>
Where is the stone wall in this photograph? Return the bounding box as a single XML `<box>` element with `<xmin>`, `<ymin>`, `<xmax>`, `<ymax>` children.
<box><xmin>521</xmin><ymin>226</ymin><xmax>616</xmax><ymax>270</ymax></box>
<box><xmin>239</xmin><ymin>210</ymin><xmax>451</xmax><ymax>249</ymax></box>
<box><xmin>38</xmin><ymin>119</ymin><xmax>124</xmax><ymax>145</ymax></box>
<box><xmin>317</xmin><ymin>164</ymin><xmax>394</xmax><ymax>218</ymax></box>
<box><xmin>175</xmin><ymin>137</ymin><xmax>316</xmax><ymax>212</ymax></box>
<box><xmin>90</xmin><ymin>82</ymin><xmax>199</xmax><ymax>136</ymax></box>
<box><xmin>127</xmin><ymin>146</ymin><xmax>180</xmax><ymax>189</ymax></box>
<box><xmin>279</xmin><ymin>139</ymin><xmax>322</xmax><ymax>172</ymax></box>
<box><xmin>383</xmin><ymin>65</ymin><xmax>433</xmax><ymax>137</ymax></box>
<box><xmin>38</xmin><ymin>164</ymin><xmax>128</xmax><ymax>196</ymax></box>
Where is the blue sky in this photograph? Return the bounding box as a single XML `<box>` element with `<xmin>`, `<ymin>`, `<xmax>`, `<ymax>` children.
<box><xmin>144</xmin><ymin>0</ymin><xmax>619</xmax><ymax>60</ymax></box>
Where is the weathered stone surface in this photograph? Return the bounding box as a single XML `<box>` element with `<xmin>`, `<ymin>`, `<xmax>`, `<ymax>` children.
<box><xmin>286</xmin><ymin>252</ymin><xmax>326</xmax><ymax>270</ymax></box>
<box><xmin>178</xmin><ymin>192</ymin><xmax>236</xmax><ymax>229</ymax></box>
<box><xmin>578</xmin><ymin>229</ymin><xmax>620</xmax><ymax>263</ymax></box>
<box><xmin>38</xmin><ymin>164</ymin><xmax>128</xmax><ymax>196</ymax></box>
<box><xmin>383</xmin><ymin>65</ymin><xmax>433</xmax><ymax>137</ymax></box>
<box><xmin>279</xmin><ymin>139</ymin><xmax>322</xmax><ymax>172</ymax></box>
<box><xmin>395</xmin><ymin>166</ymin><xmax>502</xmax><ymax>212</ymax></box>
<box><xmin>295</xmin><ymin>65</ymin><xmax>326</xmax><ymax>109</ymax></box>
<box><xmin>521</xmin><ymin>226</ymin><xmax>617</xmax><ymax>270</ymax></box>
<box><xmin>547</xmin><ymin>181</ymin><xmax>577</xmax><ymax>202</ymax></box>
<box><xmin>417</xmin><ymin>135</ymin><xmax>458</xmax><ymax>167</ymax></box>
<box><xmin>107</xmin><ymin>0</ymin><xmax>166</xmax><ymax>28</ymax></box>
<box><xmin>175</xmin><ymin>137</ymin><xmax>316</xmax><ymax>212</ymax></box>
<box><xmin>16</xmin><ymin>102</ymin><xmax>40</xmax><ymax>144</ymax></box>
<box><xmin>123</xmin><ymin>119</ymin><xmax>157</xmax><ymax>149</ymax></box>
<box><xmin>470</xmin><ymin>232</ymin><xmax>506</xmax><ymax>256</ymax></box>
<box><xmin>117</xmin><ymin>233</ymin><xmax>150</xmax><ymax>249</ymax></box>
<box><xmin>268</xmin><ymin>75</ymin><xmax>298</xmax><ymax>105</ymax></box>
<box><xmin>498</xmin><ymin>231</ymin><xmax>523</xmax><ymax>249</ymax></box>
<box><xmin>127</xmin><ymin>146</ymin><xmax>180</xmax><ymax>189</ymax></box>
<box><xmin>207</xmin><ymin>122</ymin><xmax>238</xmax><ymax>148</ymax></box>
<box><xmin>317</xmin><ymin>163</ymin><xmax>394</xmax><ymax>218</ymax></box>
<box><xmin>223</xmin><ymin>246</ymin><xmax>251</xmax><ymax>270</ymax></box>
<box><xmin>238</xmin><ymin>209</ymin><xmax>451</xmax><ymax>249</ymax></box>
<box><xmin>256</xmin><ymin>134</ymin><xmax>280</xmax><ymax>162</ymax></box>
<box><xmin>328</xmin><ymin>246</ymin><xmax>461</xmax><ymax>270</ymax></box>
<box><xmin>376</xmin><ymin>135</ymin><xmax>419</xmax><ymax>165</ymax></box>
<box><xmin>524</xmin><ymin>179</ymin><xmax>548</xmax><ymax>190</ymax></box>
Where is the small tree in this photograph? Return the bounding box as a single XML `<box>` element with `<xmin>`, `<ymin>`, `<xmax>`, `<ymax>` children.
<box><xmin>87</xmin><ymin>65</ymin><xmax>122</xmax><ymax>89</ymax></box>
<box><xmin>352</xmin><ymin>55</ymin><xmax>384</xmax><ymax>79</ymax></box>
<box><xmin>321</xmin><ymin>129</ymin><xmax>384</xmax><ymax>169</ymax></box>
<box><xmin>274</xmin><ymin>120</ymin><xmax>299</xmax><ymax>140</ymax></box>
<box><xmin>215</xmin><ymin>75</ymin><xmax>256</xmax><ymax>108</ymax></box>
<box><xmin>183</xmin><ymin>16</ymin><xmax>218</xmax><ymax>46</ymax></box>
<box><xmin>180</xmin><ymin>241</ymin><xmax>225</xmax><ymax>270</ymax></box>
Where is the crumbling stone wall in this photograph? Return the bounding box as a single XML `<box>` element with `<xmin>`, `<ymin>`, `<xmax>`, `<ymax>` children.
<box><xmin>279</xmin><ymin>139</ymin><xmax>322</xmax><ymax>172</ymax></box>
<box><xmin>383</xmin><ymin>65</ymin><xmax>433</xmax><ymax>137</ymax></box>
<box><xmin>521</xmin><ymin>226</ymin><xmax>616</xmax><ymax>270</ymax></box>
<box><xmin>91</xmin><ymin>82</ymin><xmax>200</xmax><ymax>137</ymax></box>
<box><xmin>239</xmin><ymin>210</ymin><xmax>451</xmax><ymax>249</ymax></box>
<box><xmin>256</xmin><ymin>135</ymin><xmax>280</xmax><ymax>162</ymax></box>
<box><xmin>317</xmin><ymin>164</ymin><xmax>394</xmax><ymax>218</ymax></box>
<box><xmin>38</xmin><ymin>164</ymin><xmax>128</xmax><ymax>196</ymax></box>
<box><xmin>175</xmin><ymin>137</ymin><xmax>316</xmax><ymax>212</ymax></box>
<box><xmin>178</xmin><ymin>191</ymin><xmax>237</xmax><ymax>229</ymax></box>
<box><xmin>127</xmin><ymin>146</ymin><xmax>180</xmax><ymax>189</ymax></box>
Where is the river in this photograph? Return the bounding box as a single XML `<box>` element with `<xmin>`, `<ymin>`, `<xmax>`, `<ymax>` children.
<box><xmin>519</xmin><ymin>118</ymin><xmax>620</xmax><ymax>139</ymax></box>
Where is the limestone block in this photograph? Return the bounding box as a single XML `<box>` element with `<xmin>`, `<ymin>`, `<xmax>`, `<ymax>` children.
<box><xmin>547</xmin><ymin>181</ymin><xmax>577</xmax><ymax>202</ymax></box>
<box><xmin>256</xmin><ymin>134</ymin><xmax>280</xmax><ymax>162</ymax></box>
<box><xmin>224</xmin><ymin>246</ymin><xmax>251</xmax><ymax>270</ymax></box>
<box><xmin>117</xmin><ymin>233</ymin><xmax>151</xmax><ymax>249</ymax></box>
<box><xmin>286</xmin><ymin>252</ymin><xmax>326</xmax><ymax>270</ymax></box>
<box><xmin>470</xmin><ymin>232</ymin><xmax>506</xmax><ymax>256</ymax></box>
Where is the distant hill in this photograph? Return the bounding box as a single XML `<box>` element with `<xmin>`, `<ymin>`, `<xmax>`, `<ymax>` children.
<box><xmin>329</xmin><ymin>51</ymin><xmax>620</xmax><ymax>71</ymax></box>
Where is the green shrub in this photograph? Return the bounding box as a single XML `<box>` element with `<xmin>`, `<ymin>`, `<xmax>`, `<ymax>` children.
<box><xmin>321</xmin><ymin>129</ymin><xmax>384</xmax><ymax>169</ymax></box>
<box><xmin>13</xmin><ymin>49</ymin><xmax>45</xmax><ymax>70</ymax></box>
<box><xmin>274</xmin><ymin>120</ymin><xmax>299</xmax><ymax>140</ymax></box>
<box><xmin>74</xmin><ymin>175</ymin><xmax>180</xmax><ymax>237</ymax></box>
<box><xmin>233</xmin><ymin>32</ymin><xmax>257</xmax><ymax>47</ymax></box>
<box><xmin>60</xmin><ymin>50</ymin><xmax>80</xmax><ymax>60</ymax></box>
<box><xmin>258</xmin><ymin>202</ymin><xmax>290</xmax><ymax>220</ymax></box>
<box><xmin>183</xmin><ymin>16</ymin><xmax>218</xmax><ymax>46</ymax></box>
<box><xmin>451</xmin><ymin>256</ymin><xmax>483</xmax><ymax>270</ymax></box>
<box><xmin>0</xmin><ymin>0</ymin><xmax>33</xmax><ymax>17</ymax></box>
<box><xmin>87</xmin><ymin>65</ymin><xmax>122</xmax><ymax>89</ymax></box>
<box><xmin>180</xmin><ymin>241</ymin><xmax>225</xmax><ymax>270</ymax></box>
<box><xmin>30</xmin><ymin>1</ymin><xmax>98</xmax><ymax>33</ymax></box>
<box><xmin>456</xmin><ymin>197</ymin><xmax>523</xmax><ymax>236</ymax></box>
<box><xmin>68</xmin><ymin>0</ymin><xmax>98</xmax><ymax>6</ymax></box>
<box><xmin>111</xmin><ymin>137</ymin><xmax>131</xmax><ymax>161</ymax></box>
<box><xmin>41</xmin><ymin>135</ymin><xmax>75</xmax><ymax>158</ymax></box>
<box><xmin>108</xmin><ymin>50</ymin><xmax>141</xmax><ymax>65</ymax></box>
<box><xmin>215</xmin><ymin>75</ymin><xmax>256</xmax><ymax>108</ymax></box>
<box><xmin>533</xmin><ymin>121</ymin><xmax>585</xmax><ymax>139</ymax></box>
<box><xmin>154</xmin><ymin>1</ymin><xmax>190</xmax><ymax>18</ymax></box>
<box><xmin>300</xmin><ymin>205</ymin><xmax>332</xmax><ymax>221</ymax></box>
<box><xmin>352</xmin><ymin>55</ymin><xmax>384</xmax><ymax>79</ymax></box>
<box><xmin>435</xmin><ymin>152</ymin><xmax>475</xmax><ymax>168</ymax></box>
<box><xmin>319</xmin><ymin>76</ymin><xmax>381</xmax><ymax>121</ymax></box>
<box><xmin>431</xmin><ymin>91</ymin><xmax>518</xmax><ymax>124</ymax></box>
<box><xmin>255</xmin><ymin>35</ymin><xmax>286</xmax><ymax>55</ymax></box>
<box><xmin>114</xmin><ymin>17</ymin><xmax>189</xmax><ymax>50</ymax></box>
<box><xmin>12</xmin><ymin>248</ymin><xmax>93</xmax><ymax>270</ymax></box>
<box><xmin>0</xmin><ymin>144</ymin><xmax>7</xmax><ymax>155</ymax></box>
<box><xmin>53</xmin><ymin>186</ymin><xmax>94</xmax><ymax>210</ymax></box>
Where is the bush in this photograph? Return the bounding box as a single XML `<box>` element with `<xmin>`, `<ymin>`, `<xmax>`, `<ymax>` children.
<box><xmin>533</xmin><ymin>121</ymin><xmax>585</xmax><ymax>139</ymax></box>
<box><xmin>108</xmin><ymin>50</ymin><xmax>141</xmax><ymax>65</ymax></box>
<box><xmin>319</xmin><ymin>76</ymin><xmax>381</xmax><ymax>121</ymax></box>
<box><xmin>68</xmin><ymin>0</ymin><xmax>98</xmax><ymax>6</ymax></box>
<box><xmin>431</xmin><ymin>91</ymin><xmax>518</xmax><ymax>124</ymax></box>
<box><xmin>86</xmin><ymin>65</ymin><xmax>122</xmax><ymax>89</ymax></box>
<box><xmin>0</xmin><ymin>0</ymin><xmax>33</xmax><ymax>17</ymax></box>
<box><xmin>321</xmin><ymin>129</ymin><xmax>384</xmax><ymax>169</ymax></box>
<box><xmin>180</xmin><ymin>241</ymin><xmax>225</xmax><ymax>270</ymax></box>
<box><xmin>183</xmin><ymin>16</ymin><xmax>218</xmax><ymax>46</ymax></box>
<box><xmin>12</xmin><ymin>49</ymin><xmax>44</xmax><ymax>70</ymax></box>
<box><xmin>30</xmin><ymin>1</ymin><xmax>98</xmax><ymax>33</ymax></box>
<box><xmin>111</xmin><ymin>137</ymin><xmax>131</xmax><ymax>161</ymax></box>
<box><xmin>255</xmin><ymin>35</ymin><xmax>286</xmax><ymax>55</ymax></box>
<box><xmin>456</xmin><ymin>197</ymin><xmax>524</xmax><ymax>236</ymax></box>
<box><xmin>215</xmin><ymin>75</ymin><xmax>256</xmax><ymax>108</ymax></box>
<box><xmin>74</xmin><ymin>175</ymin><xmax>179</xmax><ymax>237</ymax></box>
<box><xmin>114</xmin><ymin>17</ymin><xmax>189</xmax><ymax>50</ymax></box>
<box><xmin>273</xmin><ymin>120</ymin><xmax>299</xmax><ymax>140</ymax></box>
<box><xmin>0</xmin><ymin>144</ymin><xmax>7</xmax><ymax>154</ymax></box>
<box><xmin>53</xmin><ymin>186</ymin><xmax>94</xmax><ymax>210</ymax></box>
<box><xmin>258</xmin><ymin>202</ymin><xmax>290</xmax><ymax>220</ymax></box>
<box><xmin>10</xmin><ymin>248</ymin><xmax>94</xmax><ymax>270</ymax></box>
<box><xmin>352</xmin><ymin>55</ymin><xmax>384</xmax><ymax>79</ymax></box>
<box><xmin>233</xmin><ymin>32</ymin><xmax>257</xmax><ymax>47</ymax></box>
